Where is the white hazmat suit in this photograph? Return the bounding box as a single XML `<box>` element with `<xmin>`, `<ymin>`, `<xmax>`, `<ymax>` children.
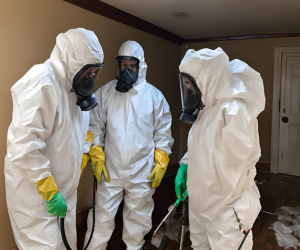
<box><xmin>5</xmin><ymin>28</ymin><xmax>104</xmax><ymax>250</ymax></box>
<box><xmin>180</xmin><ymin>48</ymin><xmax>265</xmax><ymax>250</ymax></box>
<box><xmin>84</xmin><ymin>41</ymin><xmax>174</xmax><ymax>250</ymax></box>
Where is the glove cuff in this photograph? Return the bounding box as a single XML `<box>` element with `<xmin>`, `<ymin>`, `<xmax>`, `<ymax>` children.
<box><xmin>86</xmin><ymin>131</ymin><xmax>93</xmax><ymax>144</ymax></box>
<box><xmin>82</xmin><ymin>153</ymin><xmax>90</xmax><ymax>162</ymax></box>
<box><xmin>179</xmin><ymin>164</ymin><xmax>188</xmax><ymax>171</ymax></box>
<box><xmin>154</xmin><ymin>149</ymin><xmax>169</xmax><ymax>169</ymax></box>
<box><xmin>90</xmin><ymin>145</ymin><xmax>105</xmax><ymax>166</ymax></box>
<box><xmin>36</xmin><ymin>175</ymin><xmax>59</xmax><ymax>201</ymax></box>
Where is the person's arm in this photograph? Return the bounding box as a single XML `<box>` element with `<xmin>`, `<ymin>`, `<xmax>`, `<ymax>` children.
<box><xmin>153</xmin><ymin>97</ymin><xmax>174</xmax><ymax>155</ymax></box>
<box><xmin>222</xmin><ymin>102</ymin><xmax>259</xmax><ymax>169</ymax></box>
<box><xmin>80</xmin><ymin>131</ymin><xmax>93</xmax><ymax>177</ymax></box>
<box><xmin>8</xmin><ymin>80</ymin><xmax>58</xmax><ymax>186</ymax></box>
<box><xmin>180</xmin><ymin>151</ymin><xmax>188</xmax><ymax>166</ymax></box>
<box><xmin>220</xmin><ymin>100</ymin><xmax>261</xmax><ymax>230</ymax></box>
<box><xmin>8</xmin><ymin>79</ymin><xmax>67</xmax><ymax>217</ymax></box>
<box><xmin>148</xmin><ymin>97</ymin><xmax>174</xmax><ymax>188</ymax></box>
<box><xmin>89</xmin><ymin>88</ymin><xmax>106</xmax><ymax>148</ymax></box>
<box><xmin>174</xmin><ymin>151</ymin><xmax>189</xmax><ymax>198</ymax></box>
<box><xmin>88</xmin><ymin>88</ymin><xmax>109</xmax><ymax>184</ymax></box>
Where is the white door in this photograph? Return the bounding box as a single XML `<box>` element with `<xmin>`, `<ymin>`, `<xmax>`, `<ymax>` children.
<box><xmin>279</xmin><ymin>55</ymin><xmax>300</xmax><ymax>176</ymax></box>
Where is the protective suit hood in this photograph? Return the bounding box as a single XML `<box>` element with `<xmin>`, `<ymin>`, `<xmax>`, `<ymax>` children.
<box><xmin>50</xmin><ymin>28</ymin><xmax>104</xmax><ymax>90</ymax></box>
<box><xmin>179</xmin><ymin>48</ymin><xmax>265</xmax><ymax>115</ymax></box>
<box><xmin>118</xmin><ymin>40</ymin><xmax>147</xmax><ymax>85</ymax></box>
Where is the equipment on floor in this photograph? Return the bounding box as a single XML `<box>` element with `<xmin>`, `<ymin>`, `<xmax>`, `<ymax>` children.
<box><xmin>60</xmin><ymin>176</ymin><xmax>97</xmax><ymax>250</ymax></box>
<box><xmin>153</xmin><ymin>191</ymin><xmax>189</xmax><ymax>237</ymax></box>
<box><xmin>153</xmin><ymin>192</ymin><xmax>189</xmax><ymax>250</ymax></box>
<box><xmin>156</xmin><ymin>204</ymin><xmax>176</xmax><ymax>250</ymax></box>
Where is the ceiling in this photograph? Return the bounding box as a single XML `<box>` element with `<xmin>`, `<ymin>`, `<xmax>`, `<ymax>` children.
<box><xmin>100</xmin><ymin>0</ymin><xmax>300</xmax><ymax>39</ymax></box>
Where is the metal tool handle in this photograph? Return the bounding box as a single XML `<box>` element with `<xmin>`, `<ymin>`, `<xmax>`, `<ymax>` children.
<box><xmin>153</xmin><ymin>206</ymin><xmax>175</xmax><ymax>236</ymax></box>
<box><xmin>179</xmin><ymin>225</ymin><xmax>185</xmax><ymax>250</ymax></box>
<box><xmin>179</xmin><ymin>199</ymin><xmax>188</xmax><ymax>250</ymax></box>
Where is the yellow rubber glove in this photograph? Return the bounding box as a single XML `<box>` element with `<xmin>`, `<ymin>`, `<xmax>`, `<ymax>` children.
<box><xmin>80</xmin><ymin>131</ymin><xmax>93</xmax><ymax>177</ymax></box>
<box><xmin>36</xmin><ymin>175</ymin><xmax>68</xmax><ymax>218</ymax></box>
<box><xmin>89</xmin><ymin>145</ymin><xmax>110</xmax><ymax>184</ymax></box>
<box><xmin>148</xmin><ymin>150</ymin><xmax>169</xmax><ymax>189</ymax></box>
<box><xmin>36</xmin><ymin>174</ymin><xmax>59</xmax><ymax>201</ymax></box>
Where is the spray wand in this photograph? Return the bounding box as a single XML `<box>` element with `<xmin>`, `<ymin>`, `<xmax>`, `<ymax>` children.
<box><xmin>153</xmin><ymin>190</ymin><xmax>188</xmax><ymax>237</ymax></box>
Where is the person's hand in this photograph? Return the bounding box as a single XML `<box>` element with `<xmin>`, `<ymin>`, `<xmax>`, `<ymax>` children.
<box><xmin>94</xmin><ymin>160</ymin><xmax>109</xmax><ymax>184</ymax></box>
<box><xmin>90</xmin><ymin>145</ymin><xmax>109</xmax><ymax>184</ymax></box>
<box><xmin>47</xmin><ymin>192</ymin><xmax>68</xmax><ymax>218</ymax></box>
<box><xmin>174</xmin><ymin>189</ymin><xmax>189</xmax><ymax>207</ymax></box>
<box><xmin>36</xmin><ymin>175</ymin><xmax>66</xmax><ymax>216</ymax></box>
<box><xmin>148</xmin><ymin>166</ymin><xmax>166</xmax><ymax>189</ymax></box>
<box><xmin>175</xmin><ymin>164</ymin><xmax>188</xmax><ymax>198</ymax></box>
<box><xmin>148</xmin><ymin>150</ymin><xmax>169</xmax><ymax>189</ymax></box>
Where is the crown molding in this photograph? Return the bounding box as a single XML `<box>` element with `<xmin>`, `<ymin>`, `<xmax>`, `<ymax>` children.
<box><xmin>183</xmin><ymin>33</ymin><xmax>300</xmax><ymax>43</ymax></box>
<box><xmin>63</xmin><ymin>0</ymin><xmax>183</xmax><ymax>45</ymax></box>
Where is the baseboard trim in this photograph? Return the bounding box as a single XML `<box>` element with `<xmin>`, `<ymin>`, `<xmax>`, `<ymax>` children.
<box><xmin>258</xmin><ymin>161</ymin><xmax>271</xmax><ymax>165</ymax></box>
<box><xmin>76</xmin><ymin>205</ymin><xmax>92</xmax><ymax>225</ymax></box>
<box><xmin>256</xmin><ymin>162</ymin><xmax>271</xmax><ymax>171</ymax></box>
<box><xmin>7</xmin><ymin>247</ymin><xmax>18</xmax><ymax>250</ymax></box>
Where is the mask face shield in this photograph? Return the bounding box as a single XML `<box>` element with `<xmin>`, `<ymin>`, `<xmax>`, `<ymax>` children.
<box><xmin>72</xmin><ymin>63</ymin><xmax>105</xmax><ymax>111</ymax></box>
<box><xmin>115</xmin><ymin>56</ymin><xmax>139</xmax><ymax>93</ymax></box>
<box><xmin>179</xmin><ymin>72</ymin><xmax>204</xmax><ymax>124</ymax></box>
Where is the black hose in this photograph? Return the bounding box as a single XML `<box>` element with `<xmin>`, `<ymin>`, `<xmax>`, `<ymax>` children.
<box><xmin>179</xmin><ymin>199</ymin><xmax>188</xmax><ymax>250</ymax></box>
<box><xmin>182</xmin><ymin>199</ymin><xmax>188</xmax><ymax>226</ymax></box>
<box><xmin>60</xmin><ymin>175</ymin><xmax>97</xmax><ymax>250</ymax></box>
<box><xmin>237</xmin><ymin>229</ymin><xmax>250</xmax><ymax>250</ymax></box>
<box><xmin>158</xmin><ymin>231</ymin><xmax>168</xmax><ymax>250</ymax></box>
<box><xmin>60</xmin><ymin>217</ymin><xmax>72</xmax><ymax>250</ymax></box>
<box><xmin>83</xmin><ymin>176</ymin><xmax>97</xmax><ymax>249</ymax></box>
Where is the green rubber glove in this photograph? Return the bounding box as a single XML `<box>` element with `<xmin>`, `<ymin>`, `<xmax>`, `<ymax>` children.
<box><xmin>174</xmin><ymin>189</ymin><xmax>189</xmax><ymax>207</ymax></box>
<box><xmin>175</xmin><ymin>164</ymin><xmax>188</xmax><ymax>198</ymax></box>
<box><xmin>47</xmin><ymin>192</ymin><xmax>68</xmax><ymax>218</ymax></box>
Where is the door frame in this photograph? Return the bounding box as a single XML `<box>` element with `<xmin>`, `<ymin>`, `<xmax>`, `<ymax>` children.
<box><xmin>271</xmin><ymin>47</ymin><xmax>300</xmax><ymax>173</ymax></box>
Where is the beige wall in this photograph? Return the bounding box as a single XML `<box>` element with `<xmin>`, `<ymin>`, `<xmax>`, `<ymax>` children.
<box><xmin>0</xmin><ymin>0</ymin><xmax>181</xmax><ymax>248</ymax></box>
<box><xmin>180</xmin><ymin>38</ymin><xmax>300</xmax><ymax>164</ymax></box>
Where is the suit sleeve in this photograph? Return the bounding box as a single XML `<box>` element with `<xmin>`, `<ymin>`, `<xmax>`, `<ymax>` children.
<box><xmin>222</xmin><ymin>101</ymin><xmax>260</xmax><ymax>167</ymax></box>
<box><xmin>7</xmin><ymin>80</ymin><xmax>58</xmax><ymax>183</ymax></box>
<box><xmin>89</xmin><ymin>88</ymin><xmax>106</xmax><ymax>148</ymax></box>
<box><xmin>153</xmin><ymin>97</ymin><xmax>174</xmax><ymax>155</ymax></box>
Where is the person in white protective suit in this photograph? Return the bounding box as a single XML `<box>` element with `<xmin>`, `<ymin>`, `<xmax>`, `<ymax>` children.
<box><xmin>174</xmin><ymin>48</ymin><xmax>265</xmax><ymax>250</ymax></box>
<box><xmin>5</xmin><ymin>28</ymin><xmax>105</xmax><ymax>250</ymax></box>
<box><xmin>84</xmin><ymin>40</ymin><xmax>174</xmax><ymax>250</ymax></box>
